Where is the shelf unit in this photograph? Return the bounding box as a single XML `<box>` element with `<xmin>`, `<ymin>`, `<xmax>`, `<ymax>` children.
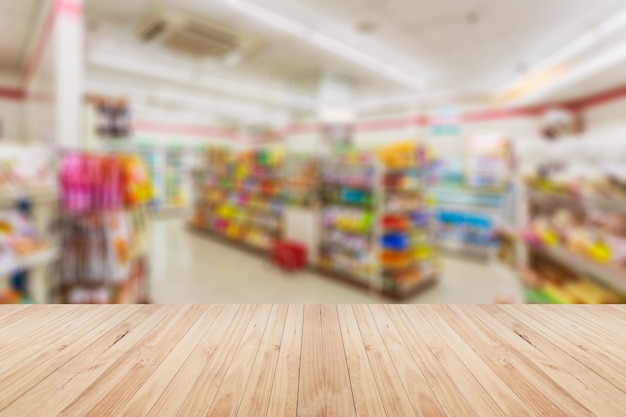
<box><xmin>379</xmin><ymin>166</ymin><xmax>439</xmax><ymax>297</ymax></box>
<box><xmin>189</xmin><ymin>148</ymin><xmax>284</xmax><ymax>252</ymax></box>
<box><xmin>521</xmin><ymin>184</ymin><xmax>626</xmax><ymax>303</ymax></box>
<box><xmin>318</xmin><ymin>156</ymin><xmax>380</xmax><ymax>289</ymax></box>
<box><xmin>0</xmin><ymin>248</ymin><xmax>57</xmax><ymax>279</ymax></box>
<box><xmin>317</xmin><ymin>150</ymin><xmax>439</xmax><ymax>299</ymax></box>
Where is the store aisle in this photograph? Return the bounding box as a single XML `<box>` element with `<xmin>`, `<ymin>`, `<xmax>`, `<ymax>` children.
<box><xmin>149</xmin><ymin>219</ymin><xmax>510</xmax><ymax>304</ymax></box>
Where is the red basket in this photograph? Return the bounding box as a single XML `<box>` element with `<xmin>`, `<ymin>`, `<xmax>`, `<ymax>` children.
<box><xmin>271</xmin><ymin>241</ymin><xmax>307</xmax><ymax>271</ymax></box>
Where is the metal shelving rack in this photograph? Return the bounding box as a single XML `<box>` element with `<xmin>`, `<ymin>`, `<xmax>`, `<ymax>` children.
<box><xmin>189</xmin><ymin>148</ymin><xmax>284</xmax><ymax>253</ymax></box>
<box><xmin>316</xmin><ymin>154</ymin><xmax>439</xmax><ymax>299</ymax></box>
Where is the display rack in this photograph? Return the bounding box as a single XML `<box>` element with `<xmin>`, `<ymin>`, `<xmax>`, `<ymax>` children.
<box><xmin>281</xmin><ymin>155</ymin><xmax>319</xmax><ymax>207</ymax></box>
<box><xmin>189</xmin><ymin>147</ymin><xmax>284</xmax><ymax>252</ymax></box>
<box><xmin>318</xmin><ymin>154</ymin><xmax>380</xmax><ymax>288</ymax></box>
<box><xmin>520</xmin><ymin>156</ymin><xmax>626</xmax><ymax>303</ymax></box>
<box><xmin>316</xmin><ymin>143</ymin><xmax>439</xmax><ymax>299</ymax></box>
<box><xmin>55</xmin><ymin>152</ymin><xmax>153</xmax><ymax>304</ymax></box>
<box><xmin>429</xmin><ymin>137</ymin><xmax>517</xmax><ymax>263</ymax></box>
<box><xmin>379</xmin><ymin>165</ymin><xmax>439</xmax><ymax>297</ymax></box>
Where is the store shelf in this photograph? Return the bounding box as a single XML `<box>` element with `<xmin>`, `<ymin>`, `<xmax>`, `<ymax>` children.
<box><xmin>0</xmin><ymin>187</ymin><xmax>58</xmax><ymax>207</ymax></box>
<box><xmin>188</xmin><ymin>225</ymin><xmax>271</xmax><ymax>255</ymax></box>
<box><xmin>528</xmin><ymin>189</ymin><xmax>626</xmax><ymax>215</ymax></box>
<box><xmin>0</xmin><ymin>248</ymin><xmax>58</xmax><ymax>279</ymax></box>
<box><xmin>531</xmin><ymin>245</ymin><xmax>626</xmax><ymax>293</ymax></box>
<box><xmin>382</xmin><ymin>274</ymin><xmax>438</xmax><ymax>299</ymax></box>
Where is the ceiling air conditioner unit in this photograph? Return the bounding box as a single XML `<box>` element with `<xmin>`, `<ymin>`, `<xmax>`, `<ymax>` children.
<box><xmin>136</xmin><ymin>7</ymin><xmax>259</xmax><ymax>59</ymax></box>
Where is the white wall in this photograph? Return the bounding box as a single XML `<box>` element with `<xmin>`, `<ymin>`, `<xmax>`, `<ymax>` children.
<box><xmin>23</xmin><ymin>0</ymin><xmax>84</xmax><ymax>147</ymax></box>
<box><xmin>23</xmin><ymin>0</ymin><xmax>56</xmax><ymax>144</ymax></box>
<box><xmin>583</xmin><ymin>97</ymin><xmax>626</xmax><ymax>142</ymax></box>
<box><xmin>0</xmin><ymin>73</ymin><xmax>24</xmax><ymax>140</ymax></box>
<box><xmin>0</xmin><ymin>98</ymin><xmax>23</xmax><ymax>140</ymax></box>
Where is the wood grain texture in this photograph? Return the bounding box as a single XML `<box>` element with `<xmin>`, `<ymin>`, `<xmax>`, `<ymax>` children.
<box><xmin>0</xmin><ymin>305</ymin><xmax>624</xmax><ymax>417</ymax></box>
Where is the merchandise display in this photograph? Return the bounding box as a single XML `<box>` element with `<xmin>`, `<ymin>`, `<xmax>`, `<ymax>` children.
<box><xmin>318</xmin><ymin>153</ymin><xmax>378</xmax><ymax>282</ymax></box>
<box><xmin>58</xmin><ymin>209</ymin><xmax>149</xmax><ymax>304</ymax></box>
<box><xmin>436</xmin><ymin>209</ymin><xmax>500</xmax><ymax>258</ymax></box>
<box><xmin>520</xmin><ymin>159</ymin><xmax>626</xmax><ymax>303</ymax></box>
<box><xmin>281</xmin><ymin>155</ymin><xmax>319</xmax><ymax>207</ymax></box>
<box><xmin>165</xmin><ymin>148</ymin><xmax>187</xmax><ymax>209</ymax></box>
<box><xmin>0</xmin><ymin>144</ymin><xmax>56</xmax><ymax>196</ymax></box>
<box><xmin>429</xmin><ymin>138</ymin><xmax>517</xmax><ymax>261</ymax></box>
<box><xmin>87</xmin><ymin>95</ymin><xmax>132</xmax><ymax>139</ymax></box>
<box><xmin>0</xmin><ymin>209</ymin><xmax>53</xmax><ymax>304</ymax></box>
<box><xmin>190</xmin><ymin>147</ymin><xmax>285</xmax><ymax>251</ymax></box>
<box><xmin>57</xmin><ymin>152</ymin><xmax>152</xmax><ymax>304</ymax></box>
<box><xmin>318</xmin><ymin>142</ymin><xmax>439</xmax><ymax>298</ymax></box>
<box><xmin>136</xmin><ymin>147</ymin><xmax>165</xmax><ymax>209</ymax></box>
<box><xmin>378</xmin><ymin>142</ymin><xmax>439</xmax><ymax>296</ymax></box>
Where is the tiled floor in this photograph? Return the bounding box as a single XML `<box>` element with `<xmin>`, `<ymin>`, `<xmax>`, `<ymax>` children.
<box><xmin>149</xmin><ymin>219</ymin><xmax>517</xmax><ymax>304</ymax></box>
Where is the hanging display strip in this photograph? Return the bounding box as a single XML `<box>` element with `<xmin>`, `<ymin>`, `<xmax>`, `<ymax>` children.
<box><xmin>56</xmin><ymin>152</ymin><xmax>153</xmax><ymax>304</ymax></box>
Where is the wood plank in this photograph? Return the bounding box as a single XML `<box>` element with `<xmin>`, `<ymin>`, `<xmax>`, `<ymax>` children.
<box><xmin>574</xmin><ymin>305</ymin><xmax>626</xmax><ymax>324</ymax></box>
<box><xmin>350</xmin><ymin>304</ymin><xmax>418</xmax><ymax>417</ymax></box>
<box><xmin>0</xmin><ymin>305</ymin><xmax>85</xmax><ymax>354</ymax></box>
<box><xmin>171</xmin><ymin>304</ymin><xmax>268</xmax><ymax>417</ymax></box>
<box><xmin>57</xmin><ymin>305</ymin><xmax>206</xmax><ymax>417</ymax></box>
<box><xmin>379</xmin><ymin>305</ymin><xmax>480</xmax><ymax>417</ymax></box>
<box><xmin>0</xmin><ymin>305</ymin><xmax>113</xmax><ymax>373</ymax></box>
<box><xmin>438</xmin><ymin>305</ymin><xmax>595</xmax><ymax>417</ymax></box>
<box><xmin>501</xmin><ymin>305</ymin><xmax>626</xmax><ymax>393</ymax></box>
<box><xmin>387</xmin><ymin>305</ymin><xmax>504</xmax><ymax>417</ymax></box>
<box><xmin>144</xmin><ymin>305</ymin><xmax>243</xmax><ymax>417</ymax></box>
<box><xmin>0</xmin><ymin>304</ymin><xmax>168</xmax><ymax>417</ymax></box>
<box><xmin>417</xmin><ymin>306</ymin><xmax>539</xmax><ymax>417</ymax></box>
<box><xmin>335</xmin><ymin>305</ymin><xmax>388</xmax><ymax>417</ymax></box>
<box><xmin>0</xmin><ymin>305</ymin><xmax>140</xmax><ymax>407</ymax></box>
<box><xmin>513</xmin><ymin>305</ymin><xmax>626</xmax><ymax>376</ymax></box>
<box><xmin>265</xmin><ymin>305</ymin><xmax>304</xmax><ymax>417</ymax></box>
<box><xmin>236</xmin><ymin>305</ymin><xmax>288</xmax><ymax>417</ymax></box>
<box><xmin>0</xmin><ymin>305</ymin><xmax>35</xmax><ymax>327</ymax></box>
<box><xmin>203</xmin><ymin>304</ymin><xmax>274</xmax><ymax>417</ymax></box>
<box><xmin>113</xmin><ymin>305</ymin><xmax>225</xmax><ymax>417</ymax></box>
<box><xmin>297</xmin><ymin>305</ymin><xmax>325</xmax><ymax>417</ymax></box>
<box><xmin>605</xmin><ymin>305</ymin><xmax>626</xmax><ymax>322</ymax></box>
<box><xmin>471</xmin><ymin>305</ymin><xmax>626</xmax><ymax>416</ymax></box>
<box><xmin>546</xmin><ymin>305</ymin><xmax>626</xmax><ymax>348</ymax></box>
<box><xmin>0</xmin><ymin>304</ymin><xmax>625</xmax><ymax>417</ymax></box>
<box><xmin>320</xmin><ymin>305</ymin><xmax>356</xmax><ymax>417</ymax></box>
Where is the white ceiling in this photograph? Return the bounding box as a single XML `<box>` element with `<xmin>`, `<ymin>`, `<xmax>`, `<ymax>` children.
<box><xmin>2</xmin><ymin>0</ymin><xmax>626</xmax><ymax>114</ymax></box>
<box><xmin>0</xmin><ymin>0</ymin><xmax>39</xmax><ymax>72</ymax></box>
<box><xmin>83</xmin><ymin>0</ymin><xmax>626</xmax><ymax>111</ymax></box>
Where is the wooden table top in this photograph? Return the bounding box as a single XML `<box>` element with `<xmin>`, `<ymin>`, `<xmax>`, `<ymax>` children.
<box><xmin>0</xmin><ymin>304</ymin><xmax>624</xmax><ymax>417</ymax></box>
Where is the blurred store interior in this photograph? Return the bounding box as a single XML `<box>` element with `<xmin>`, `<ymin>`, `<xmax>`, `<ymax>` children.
<box><xmin>2</xmin><ymin>0</ymin><xmax>626</xmax><ymax>304</ymax></box>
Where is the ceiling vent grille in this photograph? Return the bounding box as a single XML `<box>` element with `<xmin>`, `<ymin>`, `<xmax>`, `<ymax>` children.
<box><xmin>136</xmin><ymin>8</ymin><xmax>258</xmax><ymax>58</ymax></box>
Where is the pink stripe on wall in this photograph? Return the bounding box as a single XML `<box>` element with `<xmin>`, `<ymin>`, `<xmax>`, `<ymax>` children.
<box><xmin>132</xmin><ymin>120</ymin><xmax>239</xmax><ymax>140</ymax></box>
<box><xmin>569</xmin><ymin>85</ymin><xmax>626</xmax><ymax>111</ymax></box>
<box><xmin>57</xmin><ymin>0</ymin><xmax>83</xmax><ymax>18</ymax></box>
<box><xmin>22</xmin><ymin>2</ymin><xmax>58</xmax><ymax>85</ymax></box>
<box><xmin>0</xmin><ymin>87</ymin><xmax>25</xmax><ymax>100</ymax></box>
<box><xmin>22</xmin><ymin>0</ymin><xmax>83</xmax><ymax>86</ymax></box>
<box><xmin>461</xmin><ymin>106</ymin><xmax>544</xmax><ymax>123</ymax></box>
